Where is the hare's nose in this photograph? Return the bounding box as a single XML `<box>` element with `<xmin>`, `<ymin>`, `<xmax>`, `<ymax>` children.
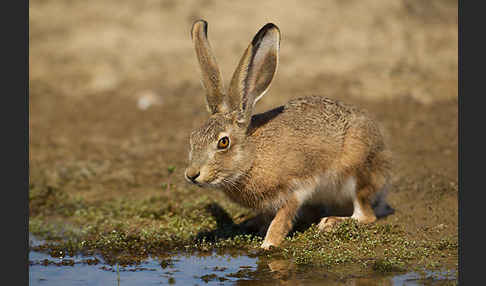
<box><xmin>185</xmin><ymin>168</ymin><xmax>200</xmax><ymax>182</ymax></box>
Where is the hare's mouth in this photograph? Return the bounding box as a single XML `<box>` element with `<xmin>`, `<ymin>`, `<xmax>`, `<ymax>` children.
<box><xmin>197</xmin><ymin>177</ymin><xmax>222</xmax><ymax>188</ymax></box>
<box><xmin>186</xmin><ymin>177</ymin><xmax>220</xmax><ymax>189</ymax></box>
<box><xmin>184</xmin><ymin>168</ymin><xmax>225</xmax><ymax>188</ymax></box>
<box><xmin>202</xmin><ymin>177</ymin><xmax>229</xmax><ymax>189</ymax></box>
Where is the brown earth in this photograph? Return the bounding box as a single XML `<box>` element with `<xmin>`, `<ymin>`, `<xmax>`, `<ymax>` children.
<box><xmin>29</xmin><ymin>0</ymin><xmax>458</xmax><ymax>268</ymax></box>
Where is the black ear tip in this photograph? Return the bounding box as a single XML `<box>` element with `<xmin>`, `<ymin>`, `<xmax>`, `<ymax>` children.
<box><xmin>191</xmin><ymin>19</ymin><xmax>208</xmax><ymax>38</ymax></box>
<box><xmin>252</xmin><ymin>23</ymin><xmax>280</xmax><ymax>46</ymax></box>
<box><xmin>194</xmin><ymin>19</ymin><xmax>208</xmax><ymax>27</ymax></box>
<box><xmin>263</xmin><ymin>23</ymin><xmax>279</xmax><ymax>31</ymax></box>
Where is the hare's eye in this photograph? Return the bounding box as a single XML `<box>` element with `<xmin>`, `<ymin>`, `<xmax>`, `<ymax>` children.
<box><xmin>217</xmin><ymin>136</ymin><xmax>230</xmax><ymax>149</ymax></box>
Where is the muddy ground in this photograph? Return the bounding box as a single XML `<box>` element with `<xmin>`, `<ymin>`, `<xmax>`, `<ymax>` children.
<box><xmin>29</xmin><ymin>0</ymin><xmax>458</xmax><ymax>278</ymax></box>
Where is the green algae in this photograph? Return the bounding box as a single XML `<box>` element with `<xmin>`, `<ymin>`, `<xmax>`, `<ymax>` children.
<box><xmin>29</xmin><ymin>180</ymin><xmax>457</xmax><ymax>274</ymax></box>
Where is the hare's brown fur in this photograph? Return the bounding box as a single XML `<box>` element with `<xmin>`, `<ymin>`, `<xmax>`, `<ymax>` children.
<box><xmin>185</xmin><ymin>20</ymin><xmax>392</xmax><ymax>249</ymax></box>
<box><xmin>224</xmin><ymin>96</ymin><xmax>391</xmax><ymax>209</ymax></box>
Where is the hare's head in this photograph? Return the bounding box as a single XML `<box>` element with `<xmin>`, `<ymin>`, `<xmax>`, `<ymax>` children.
<box><xmin>185</xmin><ymin>20</ymin><xmax>280</xmax><ymax>187</ymax></box>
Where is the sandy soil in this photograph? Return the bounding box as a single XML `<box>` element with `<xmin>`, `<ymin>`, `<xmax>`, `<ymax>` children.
<box><xmin>29</xmin><ymin>0</ymin><xmax>458</xmax><ymax>267</ymax></box>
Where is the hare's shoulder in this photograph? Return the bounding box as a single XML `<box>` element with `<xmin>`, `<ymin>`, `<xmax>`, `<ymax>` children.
<box><xmin>249</xmin><ymin>96</ymin><xmax>360</xmax><ymax>135</ymax></box>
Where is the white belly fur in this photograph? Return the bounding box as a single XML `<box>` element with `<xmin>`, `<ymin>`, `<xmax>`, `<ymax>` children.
<box><xmin>292</xmin><ymin>173</ymin><xmax>357</xmax><ymax>208</ymax></box>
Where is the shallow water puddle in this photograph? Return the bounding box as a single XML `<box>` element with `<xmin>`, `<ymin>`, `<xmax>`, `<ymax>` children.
<box><xmin>29</xmin><ymin>235</ymin><xmax>456</xmax><ymax>285</ymax></box>
<box><xmin>29</xmin><ymin>252</ymin><xmax>257</xmax><ymax>285</ymax></box>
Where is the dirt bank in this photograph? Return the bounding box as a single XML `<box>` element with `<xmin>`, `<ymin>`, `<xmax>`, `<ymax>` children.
<box><xmin>29</xmin><ymin>0</ymin><xmax>458</xmax><ymax>276</ymax></box>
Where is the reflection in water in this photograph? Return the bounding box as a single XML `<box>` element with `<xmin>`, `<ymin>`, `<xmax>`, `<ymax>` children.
<box><xmin>267</xmin><ymin>259</ymin><xmax>297</xmax><ymax>282</ymax></box>
<box><xmin>267</xmin><ymin>260</ymin><xmax>393</xmax><ymax>286</ymax></box>
<box><xmin>235</xmin><ymin>258</ymin><xmax>397</xmax><ymax>286</ymax></box>
<box><xmin>261</xmin><ymin>259</ymin><xmax>455</xmax><ymax>286</ymax></box>
<box><xmin>30</xmin><ymin>245</ymin><xmax>455</xmax><ymax>286</ymax></box>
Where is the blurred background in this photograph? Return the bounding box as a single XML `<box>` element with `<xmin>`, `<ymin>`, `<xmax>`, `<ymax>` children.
<box><xmin>29</xmin><ymin>0</ymin><xmax>457</xmax><ymax>210</ymax></box>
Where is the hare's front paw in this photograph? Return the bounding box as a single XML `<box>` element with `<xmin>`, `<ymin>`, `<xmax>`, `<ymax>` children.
<box><xmin>260</xmin><ymin>241</ymin><xmax>276</xmax><ymax>250</ymax></box>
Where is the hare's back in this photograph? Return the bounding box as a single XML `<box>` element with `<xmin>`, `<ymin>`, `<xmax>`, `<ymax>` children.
<box><xmin>250</xmin><ymin>96</ymin><xmax>363</xmax><ymax>141</ymax></box>
<box><xmin>284</xmin><ymin>95</ymin><xmax>362</xmax><ymax>134</ymax></box>
<box><xmin>246</xmin><ymin>95</ymin><xmax>385</xmax><ymax>198</ymax></box>
<box><xmin>247</xmin><ymin>96</ymin><xmax>365</xmax><ymax>169</ymax></box>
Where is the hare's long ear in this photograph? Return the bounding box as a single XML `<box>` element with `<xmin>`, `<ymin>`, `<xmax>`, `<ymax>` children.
<box><xmin>191</xmin><ymin>20</ymin><xmax>229</xmax><ymax>114</ymax></box>
<box><xmin>228</xmin><ymin>23</ymin><xmax>280</xmax><ymax>126</ymax></box>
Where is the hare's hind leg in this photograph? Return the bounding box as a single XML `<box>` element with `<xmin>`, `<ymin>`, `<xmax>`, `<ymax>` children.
<box><xmin>317</xmin><ymin>122</ymin><xmax>390</xmax><ymax>232</ymax></box>
<box><xmin>317</xmin><ymin>183</ymin><xmax>377</xmax><ymax>232</ymax></box>
<box><xmin>317</xmin><ymin>166</ymin><xmax>388</xmax><ymax>232</ymax></box>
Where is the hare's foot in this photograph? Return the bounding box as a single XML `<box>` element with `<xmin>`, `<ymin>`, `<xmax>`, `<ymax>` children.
<box><xmin>318</xmin><ymin>185</ymin><xmax>377</xmax><ymax>232</ymax></box>
<box><xmin>260</xmin><ymin>240</ymin><xmax>276</xmax><ymax>250</ymax></box>
<box><xmin>317</xmin><ymin>216</ymin><xmax>348</xmax><ymax>232</ymax></box>
<box><xmin>260</xmin><ymin>197</ymin><xmax>300</xmax><ymax>250</ymax></box>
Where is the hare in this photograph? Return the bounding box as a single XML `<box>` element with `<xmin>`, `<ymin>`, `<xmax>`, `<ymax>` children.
<box><xmin>185</xmin><ymin>20</ymin><xmax>393</xmax><ymax>250</ymax></box>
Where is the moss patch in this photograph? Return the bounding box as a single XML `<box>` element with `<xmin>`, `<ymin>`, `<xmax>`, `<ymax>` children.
<box><xmin>29</xmin><ymin>180</ymin><xmax>457</xmax><ymax>274</ymax></box>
